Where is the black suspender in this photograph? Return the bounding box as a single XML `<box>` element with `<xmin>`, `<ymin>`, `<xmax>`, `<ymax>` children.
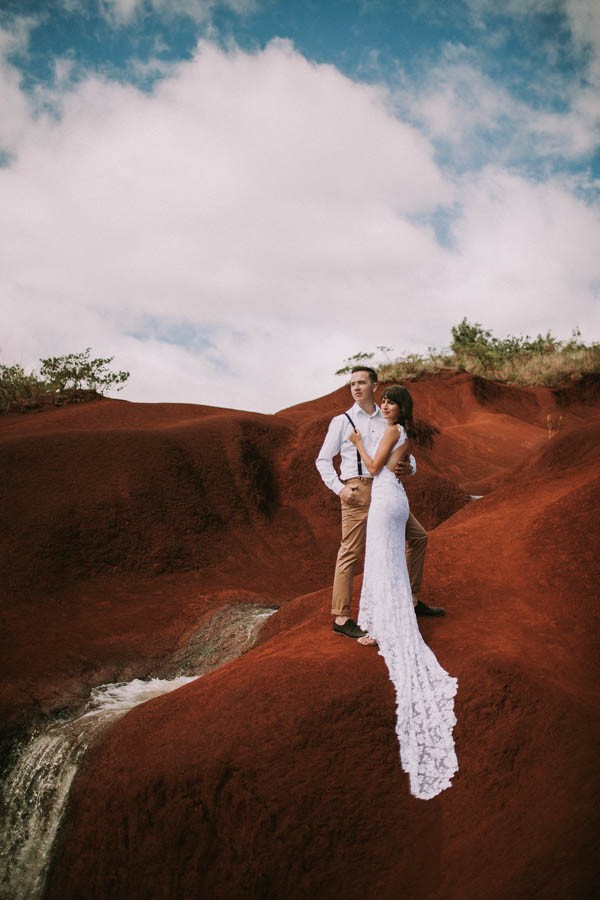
<box><xmin>344</xmin><ymin>412</ymin><xmax>363</xmax><ymax>476</ymax></box>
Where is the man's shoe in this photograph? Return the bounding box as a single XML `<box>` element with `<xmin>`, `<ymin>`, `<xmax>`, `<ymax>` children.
<box><xmin>415</xmin><ymin>600</ymin><xmax>445</xmax><ymax>617</ymax></box>
<box><xmin>333</xmin><ymin>618</ymin><xmax>368</xmax><ymax>639</ymax></box>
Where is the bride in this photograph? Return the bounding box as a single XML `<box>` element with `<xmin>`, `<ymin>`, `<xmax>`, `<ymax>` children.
<box><xmin>349</xmin><ymin>385</ymin><xmax>458</xmax><ymax>800</ymax></box>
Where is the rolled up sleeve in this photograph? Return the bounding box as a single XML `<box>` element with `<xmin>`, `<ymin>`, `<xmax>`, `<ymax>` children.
<box><xmin>316</xmin><ymin>416</ymin><xmax>346</xmax><ymax>495</ymax></box>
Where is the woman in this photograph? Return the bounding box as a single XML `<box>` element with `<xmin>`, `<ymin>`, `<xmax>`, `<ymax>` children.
<box><xmin>349</xmin><ymin>385</ymin><xmax>458</xmax><ymax>800</ymax></box>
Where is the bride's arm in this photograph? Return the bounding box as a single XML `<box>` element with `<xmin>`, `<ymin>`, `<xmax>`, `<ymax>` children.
<box><xmin>349</xmin><ymin>426</ymin><xmax>399</xmax><ymax>476</ymax></box>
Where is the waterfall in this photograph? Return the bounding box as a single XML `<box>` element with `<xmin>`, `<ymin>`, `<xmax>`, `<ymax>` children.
<box><xmin>0</xmin><ymin>604</ymin><xmax>276</xmax><ymax>900</ymax></box>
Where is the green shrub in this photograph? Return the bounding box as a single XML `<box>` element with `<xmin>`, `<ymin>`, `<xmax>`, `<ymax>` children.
<box><xmin>0</xmin><ymin>364</ymin><xmax>46</xmax><ymax>412</ymax></box>
<box><xmin>39</xmin><ymin>348</ymin><xmax>129</xmax><ymax>393</ymax></box>
<box><xmin>450</xmin><ymin>317</ymin><xmax>562</xmax><ymax>372</ymax></box>
<box><xmin>0</xmin><ymin>350</ymin><xmax>130</xmax><ymax>414</ymax></box>
<box><xmin>338</xmin><ymin>321</ymin><xmax>599</xmax><ymax>388</ymax></box>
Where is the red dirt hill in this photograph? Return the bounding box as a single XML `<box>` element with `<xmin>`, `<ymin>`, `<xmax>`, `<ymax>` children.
<box><xmin>2</xmin><ymin>372</ymin><xmax>599</xmax><ymax>898</ymax></box>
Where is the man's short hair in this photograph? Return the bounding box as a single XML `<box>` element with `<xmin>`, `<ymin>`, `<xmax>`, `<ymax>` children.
<box><xmin>350</xmin><ymin>365</ymin><xmax>378</xmax><ymax>383</ymax></box>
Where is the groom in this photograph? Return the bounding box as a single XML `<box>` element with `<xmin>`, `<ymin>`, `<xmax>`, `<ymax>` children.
<box><xmin>316</xmin><ymin>366</ymin><xmax>445</xmax><ymax>639</ymax></box>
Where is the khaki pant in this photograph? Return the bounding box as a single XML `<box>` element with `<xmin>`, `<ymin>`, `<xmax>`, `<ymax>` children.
<box><xmin>331</xmin><ymin>477</ymin><xmax>428</xmax><ymax>617</ymax></box>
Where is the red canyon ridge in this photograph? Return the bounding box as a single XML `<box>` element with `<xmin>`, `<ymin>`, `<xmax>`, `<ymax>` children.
<box><xmin>1</xmin><ymin>371</ymin><xmax>598</xmax><ymax>898</ymax></box>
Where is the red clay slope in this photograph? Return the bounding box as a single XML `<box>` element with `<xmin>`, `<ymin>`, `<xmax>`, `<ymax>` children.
<box><xmin>0</xmin><ymin>371</ymin><xmax>597</xmax><ymax>732</ymax></box>
<box><xmin>0</xmin><ymin>374</ymin><xmax>466</xmax><ymax>729</ymax></box>
<box><xmin>46</xmin><ymin>414</ymin><xmax>600</xmax><ymax>899</ymax></box>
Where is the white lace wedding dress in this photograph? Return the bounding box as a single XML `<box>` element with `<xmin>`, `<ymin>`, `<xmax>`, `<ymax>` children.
<box><xmin>358</xmin><ymin>427</ymin><xmax>458</xmax><ymax>800</ymax></box>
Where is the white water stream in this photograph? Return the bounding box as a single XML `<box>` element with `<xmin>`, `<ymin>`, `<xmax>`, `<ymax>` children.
<box><xmin>0</xmin><ymin>604</ymin><xmax>276</xmax><ymax>900</ymax></box>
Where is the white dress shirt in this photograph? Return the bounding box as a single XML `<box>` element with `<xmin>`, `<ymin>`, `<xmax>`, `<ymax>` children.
<box><xmin>315</xmin><ymin>402</ymin><xmax>416</xmax><ymax>495</ymax></box>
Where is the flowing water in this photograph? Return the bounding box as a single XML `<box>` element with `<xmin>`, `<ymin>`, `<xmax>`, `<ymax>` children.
<box><xmin>0</xmin><ymin>604</ymin><xmax>276</xmax><ymax>900</ymax></box>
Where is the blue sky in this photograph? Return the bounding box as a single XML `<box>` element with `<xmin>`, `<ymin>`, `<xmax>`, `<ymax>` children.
<box><xmin>1</xmin><ymin>0</ymin><xmax>599</xmax><ymax>411</ymax></box>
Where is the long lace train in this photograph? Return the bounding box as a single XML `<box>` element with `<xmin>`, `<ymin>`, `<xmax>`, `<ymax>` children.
<box><xmin>358</xmin><ymin>464</ymin><xmax>458</xmax><ymax>799</ymax></box>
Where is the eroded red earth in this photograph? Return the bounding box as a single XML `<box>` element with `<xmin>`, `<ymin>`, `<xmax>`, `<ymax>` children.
<box><xmin>1</xmin><ymin>371</ymin><xmax>599</xmax><ymax>898</ymax></box>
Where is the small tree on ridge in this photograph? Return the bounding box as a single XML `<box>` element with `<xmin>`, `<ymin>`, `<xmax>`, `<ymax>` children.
<box><xmin>39</xmin><ymin>349</ymin><xmax>129</xmax><ymax>393</ymax></box>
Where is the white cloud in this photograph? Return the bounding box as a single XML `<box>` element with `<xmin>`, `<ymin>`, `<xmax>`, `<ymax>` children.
<box><xmin>396</xmin><ymin>46</ymin><xmax>598</xmax><ymax>167</ymax></box>
<box><xmin>412</xmin><ymin>2</ymin><xmax>600</xmax><ymax>171</ymax></box>
<box><xmin>97</xmin><ymin>0</ymin><xmax>257</xmax><ymax>27</ymax></box>
<box><xmin>0</xmin><ymin>18</ymin><xmax>39</xmax><ymax>156</ymax></box>
<box><xmin>99</xmin><ymin>0</ymin><xmax>140</xmax><ymax>25</ymax></box>
<box><xmin>444</xmin><ymin>168</ymin><xmax>600</xmax><ymax>338</ymax></box>
<box><xmin>464</xmin><ymin>0</ymin><xmax>600</xmax><ymax>77</ymax></box>
<box><xmin>1</xmin><ymin>38</ymin><xmax>599</xmax><ymax>413</ymax></box>
<box><xmin>565</xmin><ymin>0</ymin><xmax>600</xmax><ymax>89</ymax></box>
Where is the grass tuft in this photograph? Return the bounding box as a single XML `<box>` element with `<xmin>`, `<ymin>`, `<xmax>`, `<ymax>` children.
<box><xmin>338</xmin><ymin>321</ymin><xmax>600</xmax><ymax>389</ymax></box>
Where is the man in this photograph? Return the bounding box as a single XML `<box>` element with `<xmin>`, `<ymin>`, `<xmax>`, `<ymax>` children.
<box><xmin>316</xmin><ymin>366</ymin><xmax>444</xmax><ymax>639</ymax></box>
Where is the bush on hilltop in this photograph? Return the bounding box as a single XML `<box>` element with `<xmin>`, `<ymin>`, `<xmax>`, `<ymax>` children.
<box><xmin>336</xmin><ymin>319</ymin><xmax>600</xmax><ymax>387</ymax></box>
<box><xmin>0</xmin><ymin>349</ymin><xmax>130</xmax><ymax>414</ymax></box>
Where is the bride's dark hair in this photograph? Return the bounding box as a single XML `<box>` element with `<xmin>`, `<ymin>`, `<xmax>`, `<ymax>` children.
<box><xmin>381</xmin><ymin>385</ymin><xmax>416</xmax><ymax>439</ymax></box>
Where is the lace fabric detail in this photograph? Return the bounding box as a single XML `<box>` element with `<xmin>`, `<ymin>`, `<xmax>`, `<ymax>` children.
<box><xmin>358</xmin><ymin>462</ymin><xmax>458</xmax><ymax>800</ymax></box>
